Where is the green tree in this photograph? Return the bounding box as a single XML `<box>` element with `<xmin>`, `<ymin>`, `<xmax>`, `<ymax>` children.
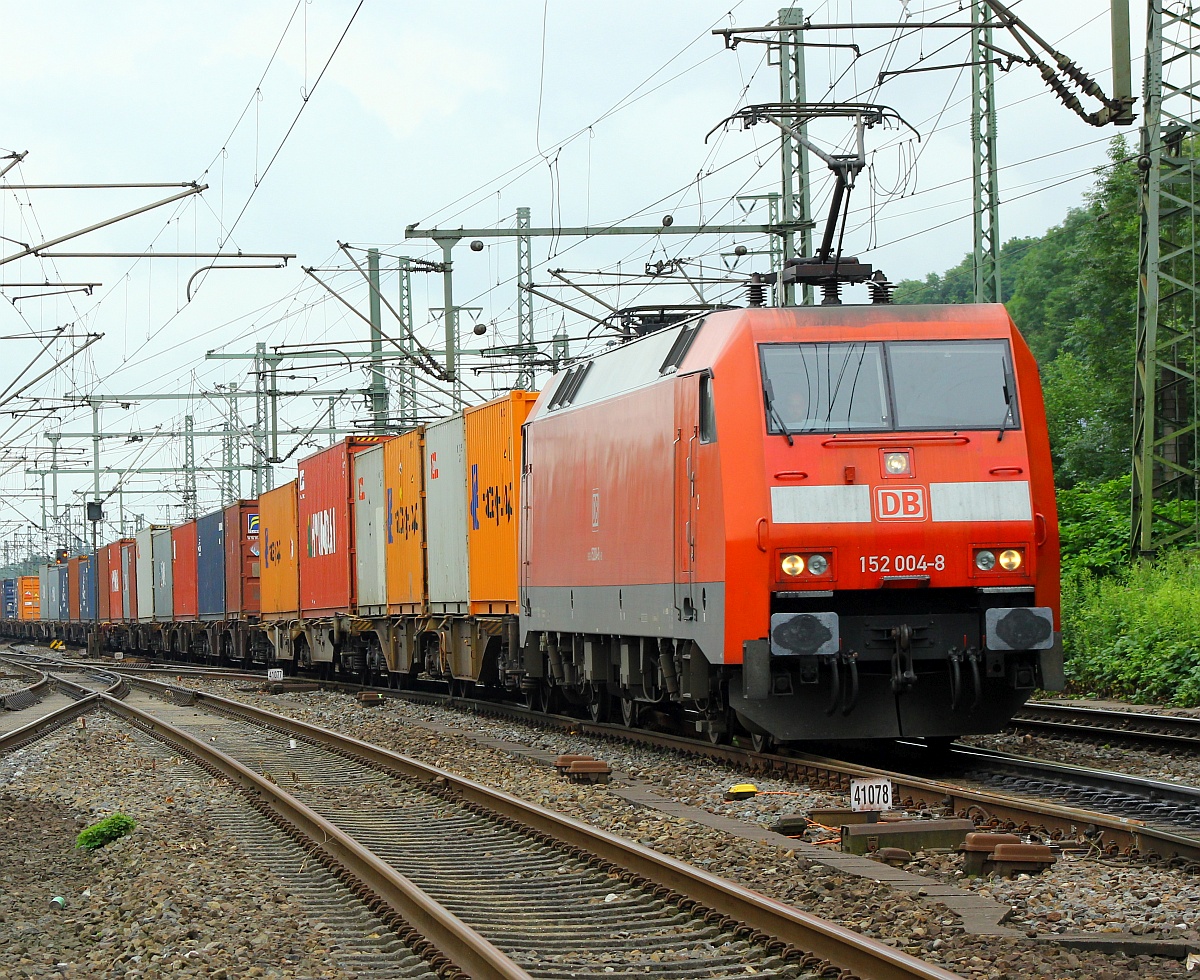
<box><xmin>894</xmin><ymin>136</ymin><xmax>1140</xmax><ymax>489</ymax></box>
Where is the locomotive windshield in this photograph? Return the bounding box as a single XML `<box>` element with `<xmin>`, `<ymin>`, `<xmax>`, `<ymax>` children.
<box><xmin>760</xmin><ymin>339</ymin><xmax>1018</xmax><ymax>434</ymax></box>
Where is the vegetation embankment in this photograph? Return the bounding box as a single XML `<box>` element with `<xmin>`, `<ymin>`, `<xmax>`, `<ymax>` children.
<box><xmin>897</xmin><ymin>136</ymin><xmax>1200</xmax><ymax>706</ymax></box>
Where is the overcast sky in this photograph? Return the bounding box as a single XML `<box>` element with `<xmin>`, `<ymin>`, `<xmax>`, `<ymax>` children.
<box><xmin>0</xmin><ymin>0</ymin><xmax>1148</xmax><ymax>548</ymax></box>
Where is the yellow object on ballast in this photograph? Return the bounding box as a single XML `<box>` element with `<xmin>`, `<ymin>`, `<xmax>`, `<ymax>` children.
<box><xmin>725</xmin><ymin>783</ymin><xmax>759</xmax><ymax>801</ymax></box>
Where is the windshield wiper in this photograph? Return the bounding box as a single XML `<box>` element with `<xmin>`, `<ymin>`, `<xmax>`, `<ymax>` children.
<box><xmin>997</xmin><ymin>358</ymin><xmax>1014</xmax><ymax>443</ymax></box>
<box><xmin>763</xmin><ymin>379</ymin><xmax>794</xmax><ymax>446</ymax></box>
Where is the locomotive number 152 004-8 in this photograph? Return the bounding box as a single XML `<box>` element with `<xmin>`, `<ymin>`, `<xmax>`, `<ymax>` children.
<box><xmin>860</xmin><ymin>553</ymin><xmax>945</xmax><ymax>573</ymax></box>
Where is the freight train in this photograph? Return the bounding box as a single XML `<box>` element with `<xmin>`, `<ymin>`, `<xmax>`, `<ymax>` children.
<box><xmin>0</xmin><ymin>303</ymin><xmax>1063</xmax><ymax>745</ymax></box>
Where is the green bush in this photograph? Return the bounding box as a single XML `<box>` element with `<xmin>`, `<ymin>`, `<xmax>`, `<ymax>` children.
<box><xmin>1062</xmin><ymin>552</ymin><xmax>1200</xmax><ymax>706</ymax></box>
<box><xmin>76</xmin><ymin>812</ymin><xmax>136</xmax><ymax>850</ymax></box>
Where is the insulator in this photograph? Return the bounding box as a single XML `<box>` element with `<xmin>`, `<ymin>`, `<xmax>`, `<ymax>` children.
<box><xmin>820</xmin><ymin>279</ymin><xmax>842</xmax><ymax>306</ymax></box>
<box><xmin>868</xmin><ymin>272</ymin><xmax>894</xmax><ymax>305</ymax></box>
<box><xmin>747</xmin><ymin>274</ymin><xmax>766</xmax><ymax>307</ymax></box>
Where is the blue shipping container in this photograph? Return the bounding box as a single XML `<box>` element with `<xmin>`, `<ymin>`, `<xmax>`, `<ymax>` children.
<box><xmin>79</xmin><ymin>556</ymin><xmax>97</xmax><ymax>622</ymax></box>
<box><xmin>197</xmin><ymin>509</ymin><xmax>226</xmax><ymax>620</ymax></box>
<box><xmin>1</xmin><ymin>578</ymin><xmax>16</xmax><ymax>619</ymax></box>
<box><xmin>55</xmin><ymin>564</ymin><xmax>69</xmax><ymax>622</ymax></box>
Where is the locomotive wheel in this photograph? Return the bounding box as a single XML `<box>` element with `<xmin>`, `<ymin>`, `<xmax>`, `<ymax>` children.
<box><xmin>706</xmin><ymin>726</ymin><xmax>729</xmax><ymax>746</ymax></box>
<box><xmin>619</xmin><ymin>697</ymin><xmax>640</xmax><ymax>729</ymax></box>
<box><xmin>750</xmin><ymin>731</ymin><xmax>775</xmax><ymax>754</ymax></box>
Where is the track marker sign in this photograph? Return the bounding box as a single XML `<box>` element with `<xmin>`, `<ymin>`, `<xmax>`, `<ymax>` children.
<box><xmin>849</xmin><ymin>777</ymin><xmax>893</xmax><ymax>812</ymax></box>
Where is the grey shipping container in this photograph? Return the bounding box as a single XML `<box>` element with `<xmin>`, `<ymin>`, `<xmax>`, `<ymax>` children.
<box><xmin>56</xmin><ymin>564</ymin><xmax>69</xmax><ymax>621</ymax></box>
<box><xmin>79</xmin><ymin>556</ymin><xmax>97</xmax><ymax>622</ymax></box>
<box><xmin>152</xmin><ymin>528</ymin><xmax>173</xmax><ymax>622</ymax></box>
<box><xmin>39</xmin><ymin>564</ymin><xmax>53</xmax><ymax>620</ymax></box>
<box><xmin>197</xmin><ymin>509</ymin><xmax>226</xmax><ymax>621</ymax></box>
<box><xmin>424</xmin><ymin>414</ymin><xmax>470</xmax><ymax>613</ymax></box>
<box><xmin>1</xmin><ymin>578</ymin><xmax>16</xmax><ymax>619</ymax></box>
<box><xmin>121</xmin><ymin>541</ymin><xmax>136</xmax><ymax>620</ymax></box>
<box><xmin>135</xmin><ymin>527</ymin><xmax>165</xmax><ymax>623</ymax></box>
<box><xmin>353</xmin><ymin>444</ymin><xmax>387</xmax><ymax>616</ymax></box>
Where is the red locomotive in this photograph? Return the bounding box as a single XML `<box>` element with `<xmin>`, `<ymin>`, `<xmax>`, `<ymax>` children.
<box><xmin>519</xmin><ymin>302</ymin><xmax>1061</xmax><ymax>744</ymax></box>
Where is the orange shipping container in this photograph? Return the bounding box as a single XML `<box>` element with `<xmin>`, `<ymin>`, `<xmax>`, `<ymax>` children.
<box><xmin>18</xmin><ymin>575</ymin><xmax>39</xmax><ymax>620</ymax></box>
<box><xmin>384</xmin><ymin>429</ymin><xmax>427</xmax><ymax>614</ymax></box>
<box><xmin>464</xmin><ymin>390</ymin><xmax>538</xmax><ymax>614</ymax></box>
<box><xmin>260</xmin><ymin>480</ymin><xmax>299</xmax><ymax>618</ymax></box>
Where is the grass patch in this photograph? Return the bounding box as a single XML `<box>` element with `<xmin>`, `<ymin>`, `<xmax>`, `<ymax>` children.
<box><xmin>76</xmin><ymin>813</ymin><xmax>136</xmax><ymax>850</ymax></box>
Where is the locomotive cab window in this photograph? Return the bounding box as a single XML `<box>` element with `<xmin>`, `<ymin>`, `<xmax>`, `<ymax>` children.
<box><xmin>760</xmin><ymin>342</ymin><xmax>888</xmax><ymax>434</ymax></box>
<box><xmin>888</xmin><ymin>340</ymin><xmax>1018</xmax><ymax>430</ymax></box>
<box><xmin>699</xmin><ymin>374</ymin><xmax>717</xmax><ymax>443</ymax></box>
<box><xmin>760</xmin><ymin>338</ymin><xmax>1019</xmax><ymax>434</ymax></box>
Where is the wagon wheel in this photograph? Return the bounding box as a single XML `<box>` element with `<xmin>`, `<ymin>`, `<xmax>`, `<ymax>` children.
<box><xmin>526</xmin><ymin>682</ymin><xmax>556</xmax><ymax>713</ymax></box>
<box><xmin>586</xmin><ymin>686</ymin><xmax>609</xmax><ymax>723</ymax></box>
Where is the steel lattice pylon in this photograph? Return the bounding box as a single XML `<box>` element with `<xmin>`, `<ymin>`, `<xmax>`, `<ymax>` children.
<box><xmin>971</xmin><ymin>2</ymin><xmax>1002</xmax><ymax>303</ymax></box>
<box><xmin>516</xmin><ymin>206</ymin><xmax>535</xmax><ymax>389</ymax></box>
<box><xmin>778</xmin><ymin>6</ymin><xmax>813</xmax><ymax>306</ymax></box>
<box><xmin>1132</xmin><ymin>3</ymin><xmax>1200</xmax><ymax>555</ymax></box>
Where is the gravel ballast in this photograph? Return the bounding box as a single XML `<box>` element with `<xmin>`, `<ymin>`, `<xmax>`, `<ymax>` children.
<box><xmin>0</xmin><ymin>714</ymin><xmax>427</xmax><ymax>979</ymax></box>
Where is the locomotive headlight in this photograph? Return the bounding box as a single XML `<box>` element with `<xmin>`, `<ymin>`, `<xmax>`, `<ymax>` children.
<box><xmin>974</xmin><ymin>549</ymin><xmax>997</xmax><ymax>571</ymax></box>
<box><xmin>807</xmin><ymin>554</ymin><xmax>829</xmax><ymax>575</ymax></box>
<box><xmin>781</xmin><ymin>554</ymin><xmax>805</xmax><ymax>576</ymax></box>
<box><xmin>998</xmin><ymin>549</ymin><xmax>1023</xmax><ymax>571</ymax></box>
<box><xmin>883</xmin><ymin>451</ymin><xmax>911</xmax><ymax>476</ymax></box>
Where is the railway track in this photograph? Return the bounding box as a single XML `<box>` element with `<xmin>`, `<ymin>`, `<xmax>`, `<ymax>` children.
<box><xmin>946</xmin><ymin>743</ymin><xmax>1200</xmax><ymax>833</ymax></box>
<box><xmin>1010</xmin><ymin>699</ymin><xmax>1200</xmax><ymax>750</ymax></box>
<box><xmin>51</xmin><ymin>650</ymin><xmax>1200</xmax><ymax>866</ymax></box>
<box><xmin>0</xmin><ymin>662</ymin><xmax>963</xmax><ymax>980</ymax></box>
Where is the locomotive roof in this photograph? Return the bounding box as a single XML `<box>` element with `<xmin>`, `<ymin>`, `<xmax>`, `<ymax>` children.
<box><xmin>531</xmin><ymin>303</ymin><xmax>1016</xmax><ymax>421</ymax></box>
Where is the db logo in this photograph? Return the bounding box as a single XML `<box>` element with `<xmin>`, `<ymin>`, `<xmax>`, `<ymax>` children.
<box><xmin>875</xmin><ymin>486</ymin><xmax>926</xmax><ymax>520</ymax></box>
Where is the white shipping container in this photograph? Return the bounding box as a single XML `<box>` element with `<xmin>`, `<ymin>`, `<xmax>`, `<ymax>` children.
<box><xmin>135</xmin><ymin>527</ymin><xmax>159</xmax><ymax>623</ymax></box>
<box><xmin>39</xmin><ymin>563</ymin><xmax>53</xmax><ymax>621</ymax></box>
<box><xmin>424</xmin><ymin>414</ymin><xmax>470</xmax><ymax>613</ymax></box>
<box><xmin>152</xmin><ymin>528</ymin><xmax>174</xmax><ymax>623</ymax></box>
<box><xmin>353</xmin><ymin>444</ymin><xmax>388</xmax><ymax>616</ymax></box>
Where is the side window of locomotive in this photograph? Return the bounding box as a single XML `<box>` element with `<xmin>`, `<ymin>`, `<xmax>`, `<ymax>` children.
<box><xmin>759</xmin><ymin>343</ymin><xmax>888</xmax><ymax>433</ymax></box>
<box><xmin>888</xmin><ymin>340</ymin><xmax>1019</xmax><ymax>431</ymax></box>
<box><xmin>699</xmin><ymin>374</ymin><xmax>716</xmax><ymax>443</ymax></box>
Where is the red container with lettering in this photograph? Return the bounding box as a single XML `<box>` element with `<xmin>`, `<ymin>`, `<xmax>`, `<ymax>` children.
<box><xmin>172</xmin><ymin>520</ymin><xmax>199</xmax><ymax>620</ymax></box>
<box><xmin>297</xmin><ymin>437</ymin><xmax>390</xmax><ymax>618</ymax></box>
<box><xmin>104</xmin><ymin>540</ymin><xmax>133</xmax><ymax>622</ymax></box>
<box><xmin>224</xmin><ymin>500</ymin><xmax>261</xmax><ymax>619</ymax></box>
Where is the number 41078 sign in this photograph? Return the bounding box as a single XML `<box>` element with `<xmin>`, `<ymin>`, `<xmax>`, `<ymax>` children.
<box><xmin>850</xmin><ymin>777</ymin><xmax>893</xmax><ymax>812</ymax></box>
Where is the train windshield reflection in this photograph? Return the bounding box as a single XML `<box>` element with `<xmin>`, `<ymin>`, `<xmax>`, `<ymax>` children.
<box><xmin>760</xmin><ymin>339</ymin><xmax>1019</xmax><ymax>434</ymax></box>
